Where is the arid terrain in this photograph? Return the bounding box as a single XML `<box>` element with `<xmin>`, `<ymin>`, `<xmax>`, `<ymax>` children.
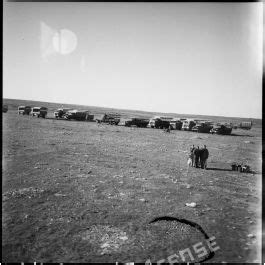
<box><xmin>2</xmin><ymin>99</ymin><xmax>262</xmax><ymax>262</ymax></box>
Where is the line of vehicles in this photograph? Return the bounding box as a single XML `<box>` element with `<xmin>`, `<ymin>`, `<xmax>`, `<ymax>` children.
<box><xmin>18</xmin><ymin>106</ymin><xmax>48</xmax><ymax>118</ymax></box>
<box><xmin>6</xmin><ymin>105</ymin><xmax>253</xmax><ymax>135</ymax></box>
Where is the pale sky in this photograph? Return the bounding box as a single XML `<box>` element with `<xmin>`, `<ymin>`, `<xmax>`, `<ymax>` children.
<box><xmin>3</xmin><ymin>2</ymin><xmax>263</xmax><ymax>118</ymax></box>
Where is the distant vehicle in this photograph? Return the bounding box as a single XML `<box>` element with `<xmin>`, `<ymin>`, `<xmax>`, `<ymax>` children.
<box><xmin>147</xmin><ymin>116</ymin><xmax>173</xmax><ymax>129</ymax></box>
<box><xmin>238</xmin><ymin>121</ymin><xmax>252</xmax><ymax>130</ymax></box>
<box><xmin>210</xmin><ymin>124</ymin><xmax>232</xmax><ymax>135</ymax></box>
<box><xmin>96</xmin><ymin>113</ymin><xmax>121</xmax><ymax>125</ymax></box>
<box><xmin>3</xmin><ymin>105</ymin><xmax>8</xmax><ymax>113</ymax></box>
<box><xmin>54</xmin><ymin>108</ymin><xmax>72</xmax><ymax>119</ymax></box>
<box><xmin>63</xmin><ymin>110</ymin><xmax>94</xmax><ymax>121</ymax></box>
<box><xmin>192</xmin><ymin>121</ymin><xmax>213</xmax><ymax>133</ymax></box>
<box><xmin>182</xmin><ymin>119</ymin><xmax>196</xmax><ymax>131</ymax></box>
<box><xmin>18</xmin><ymin>105</ymin><xmax>31</xmax><ymax>115</ymax></box>
<box><xmin>31</xmin><ymin>107</ymin><xmax>48</xmax><ymax>118</ymax></box>
<box><xmin>125</xmin><ymin>118</ymin><xmax>150</xmax><ymax>128</ymax></box>
<box><xmin>169</xmin><ymin>118</ymin><xmax>183</xmax><ymax>130</ymax></box>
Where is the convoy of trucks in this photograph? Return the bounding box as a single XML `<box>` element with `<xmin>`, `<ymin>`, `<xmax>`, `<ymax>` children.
<box><xmin>10</xmin><ymin>103</ymin><xmax>253</xmax><ymax>135</ymax></box>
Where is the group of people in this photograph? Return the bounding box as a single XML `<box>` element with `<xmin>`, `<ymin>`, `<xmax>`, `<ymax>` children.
<box><xmin>188</xmin><ymin>145</ymin><xmax>209</xmax><ymax>169</ymax></box>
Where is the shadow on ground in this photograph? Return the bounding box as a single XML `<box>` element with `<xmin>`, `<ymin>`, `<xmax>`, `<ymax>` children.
<box><xmin>207</xmin><ymin>167</ymin><xmax>258</xmax><ymax>174</ymax></box>
<box><xmin>230</xmin><ymin>133</ymin><xmax>254</xmax><ymax>137</ymax></box>
<box><xmin>207</xmin><ymin>167</ymin><xmax>232</xmax><ymax>172</ymax></box>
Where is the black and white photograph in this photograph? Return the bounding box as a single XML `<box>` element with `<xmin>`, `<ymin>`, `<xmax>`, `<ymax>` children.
<box><xmin>2</xmin><ymin>1</ymin><xmax>263</xmax><ymax>263</ymax></box>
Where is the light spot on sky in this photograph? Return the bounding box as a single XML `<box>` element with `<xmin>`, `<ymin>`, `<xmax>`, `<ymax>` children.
<box><xmin>53</xmin><ymin>29</ymin><xmax>78</xmax><ymax>55</ymax></box>
<box><xmin>40</xmin><ymin>21</ymin><xmax>57</xmax><ymax>61</ymax></box>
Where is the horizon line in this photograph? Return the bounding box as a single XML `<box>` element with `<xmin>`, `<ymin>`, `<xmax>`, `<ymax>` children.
<box><xmin>3</xmin><ymin>97</ymin><xmax>261</xmax><ymax>120</ymax></box>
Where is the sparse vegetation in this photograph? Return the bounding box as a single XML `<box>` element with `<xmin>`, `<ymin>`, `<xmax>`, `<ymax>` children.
<box><xmin>2</xmin><ymin>99</ymin><xmax>261</xmax><ymax>262</ymax></box>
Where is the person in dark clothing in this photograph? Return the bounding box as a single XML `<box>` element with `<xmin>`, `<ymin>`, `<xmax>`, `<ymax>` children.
<box><xmin>194</xmin><ymin>146</ymin><xmax>200</xmax><ymax>168</ymax></box>
<box><xmin>201</xmin><ymin>145</ymin><xmax>209</xmax><ymax>169</ymax></box>
<box><xmin>190</xmin><ymin>145</ymin><xmax>195</xmax><ymax>167</ymax></box>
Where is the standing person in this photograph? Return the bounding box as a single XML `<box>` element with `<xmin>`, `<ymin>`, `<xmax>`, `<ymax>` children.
<box><xmin>194</xmin><ymin>146</ymin><xmax>200</xmax><ymax>168</ymax></box>
<box><xmin>201</xmin><ymin>145</ymin><xmax>209</xmax><ymax>169</ymax></box>
<box><xmin>190</xmin><ymin>145</ymin><xmax>195</xmax><ymax>167</ymax></box>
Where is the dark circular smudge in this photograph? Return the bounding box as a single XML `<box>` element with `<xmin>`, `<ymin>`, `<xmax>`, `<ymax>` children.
<box><xmin>148</xmin><ymin>216</ymin><xmax>215</xmax><ymax>262</ymax></box>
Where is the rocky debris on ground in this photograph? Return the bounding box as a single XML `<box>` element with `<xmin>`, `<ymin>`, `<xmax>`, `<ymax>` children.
<box><xmin>79</xmin><ymin>225</ymin><xmax>129</xmax><ymax>255</ymax></box>
<box><xmin>3</xmin><ymin>187</ymin><xmax>45</xmax><ymax>201</ymax></box>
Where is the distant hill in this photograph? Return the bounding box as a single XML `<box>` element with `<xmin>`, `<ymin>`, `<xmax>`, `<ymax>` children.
<box><xmin>3</xmin><ymin>98</ymin><xmax>261</xmax><ymax>127</ymax></box>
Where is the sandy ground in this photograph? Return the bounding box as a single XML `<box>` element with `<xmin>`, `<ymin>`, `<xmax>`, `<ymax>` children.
<box><xmin>2</xmin><ymin>107</ymin><xmax>262</xmax><ymax>262</ymax></box>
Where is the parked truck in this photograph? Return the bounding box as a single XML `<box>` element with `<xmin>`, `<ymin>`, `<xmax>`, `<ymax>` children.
<box><xmin>238</xmin><ymin>121</ymin><xmax>252</xmax><ymax>130</ymax></box>
<box><xmin>192</xmin><ymin>121</ymin><xmax>213</xmax><ymax>133</ymax></box>
<box><xmin>169</xmin><ymin>118</ymin><xmax>183</xmax><ymax>130</ymax></box>
<box><xmin>54</xmin><ymin>108</ymin><xmax>72</xmax><ymax>119</ymax></box>
<box><xmin>18</xmin><ymin>106</ymin><xmax>31</xmax><ymax>115</ymax></box>
<box><xmin>210</xmin><ymin>123</ymin><xmax>232</xmax><ymax>135</ymax></box>
<box><xmin>125</xmin><ymin>117</ymin><xmax>150</xmax><ymax>128</ymax></box>
<box><xmin>181</xmin><ymin>119</ymin><xmax>196</xmax><ymax>131</ymax></box>
<box><xmin>31</xmin><ymin>107</ymin><xmax>48</xmax><ymax>118</ymax></box>
<box><xmin>63</xmin><ymin>110</ymin><xmax>94</xmax><ymax>121</ymax></box>
<box><xmin>96</xmin><ymin>113</ymin><xmax>121</xmax><ymax>125</ymax></box>
<box><xmin>147</xmin><ymin>116</ymin><xmax>173</xmax><ymax>129</ymax></box>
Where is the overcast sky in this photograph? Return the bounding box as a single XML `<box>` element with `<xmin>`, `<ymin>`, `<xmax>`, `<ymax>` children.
<box><xmin>3</xmin><ymin>2</ymin><xmax>263</xmax><ymax>118</ymax></box>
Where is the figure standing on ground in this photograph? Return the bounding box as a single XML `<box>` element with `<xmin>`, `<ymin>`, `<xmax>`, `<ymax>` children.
<box><xmin>194</xmin><ymin>146</ymin><xmax>200</xmax><ymax>168</ymax></box>
<box><xmin>190</xmin><ymin>145</ymin><xmax>195</xmax><ymax>167</ymax></box>
<box><xmin>201</xmin><ymin>145</ymin><xmax>209</xmax><ymax>169</ymax></box>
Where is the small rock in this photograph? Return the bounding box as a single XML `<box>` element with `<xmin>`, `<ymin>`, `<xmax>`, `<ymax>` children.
<box><xmin>54</xmin><ymin>193</ymin><xmax>66</xmax><ymax>197</ymax></box>
<box><xmin>206</xmin><ymin>207</ymin><xmax>211</xmax><ymax>211</ymax></box>
<box><xmin>247</xmin><ymin>234</ymin><xmax>255</xmax><ymax>238</ymax></box>
<box><xmin>232</xmin><ymin>227</ymin><xmax>236</xmax><ymax>229</ymax></box>
<box><xmin>186</xmin><ymin>184</ymin><xmax>191</xmax><ymax>189</ymax></box>
<box><xmin>139</xmin><ymin>198</ymin><xmax>146</xmax><ymax>202</ymax></box>
<box><xmin>249</xmin><ymin>221</ymin><xmax>254</xmax><ymax>224</ymax></box>
<box><xmin>185</xmin><ymin>202</ymin><xmax>197</xmax><ymax>208</ymax></box>
<box><xmin>87</xmin><ymin>170</ymin><xmax>92</xmax><ymax>174</ymax></box>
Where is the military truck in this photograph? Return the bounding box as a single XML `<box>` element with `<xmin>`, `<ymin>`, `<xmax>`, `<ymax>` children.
<box><xmin>63</xmin><ymin>110</ymin><xmax>94</xmax><ymax>121</ymax></box>
<box><xmin>96</xmin><ymin>113</ymin><xmax>120</xmax><ymax>125</ymax></box>
<box><xmin>192</xmin><ymin>121</ymin><xmax>213</xmax><ymax>133</ymax></box>
<box><xmin>238</xmin><ymin>121</ymin><xmax>252</xmax><ymax>130</ymax></box>
<box><xmin>181</xmin><ymin>119</ymin><xmax>196</xmax><ymax>131</ymax></box>
<box><xmin>54</xmin><ymin>108</ymin><xmax>72</xmax><ymax>119</ymax></box>
<box><xmin>147</xmin><ymin>116</ymin><xmax>173</xmax><ymax>129</ymax></box>
<box><xmin>3</xmin><ymin>105</ymin><xmax>8</xmax><ymax>113</ymax></box>
<box><xmin>169</xmin><ymin>118</ymin><xmax>183</xmax><ymax>130</ymax></box>
<box><xmin>18</xmin><ymin>106</ymin><xmax>31</xmax><ymax>115</ymax></box>
<box><xmin>125</xmin><ymin>118</ymin><xmax>150</xmax><ymax>128</ymax></box>
<box><xmin>210</xmin><ymin>123</ymin><xmax>232</xmax><ymax>135</ymax></box>
<box><xmin>31</xmin><ymin>107</ymin><xmax>48</xmax><ymax>118</ymax></box>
